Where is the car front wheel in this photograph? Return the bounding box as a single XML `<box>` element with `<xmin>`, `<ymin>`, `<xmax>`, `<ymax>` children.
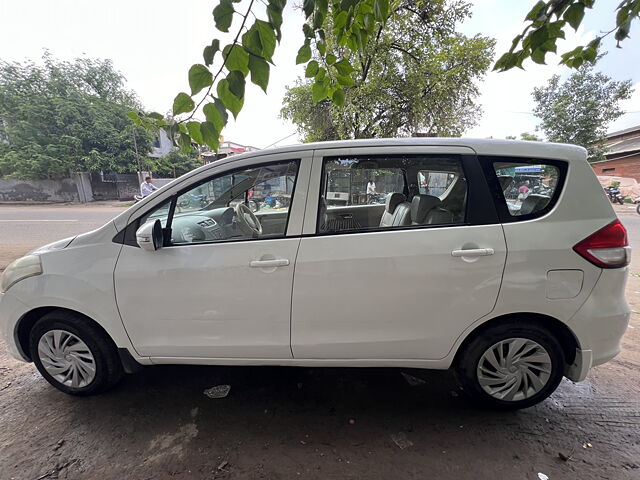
<box><xmin>455</xmin><ymin>322</ymin><xmax>565</xmax><ymax>410</ymax></box>
<box><xmin>29</xmin><ymin>310</ymin><xmax>123</xmax><ymax>395</ymax></box>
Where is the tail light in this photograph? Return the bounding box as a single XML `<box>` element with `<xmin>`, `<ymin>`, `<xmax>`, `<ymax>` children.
<box><xmin>573</xmin><ymin>220</ymin><xmax>630</xmax><ymax>268</ymax></box>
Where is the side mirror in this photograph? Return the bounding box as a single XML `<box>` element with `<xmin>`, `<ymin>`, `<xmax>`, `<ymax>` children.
<box><xmin>136</xmin><ymin>219</ymin><xmax>164</xmax><ymax>251</ymax></box>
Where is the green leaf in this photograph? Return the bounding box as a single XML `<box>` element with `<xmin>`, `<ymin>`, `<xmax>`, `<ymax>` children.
<box><xmin>334</xmin><ymin>58</ymin><xmax>355</xmax><ymax>76</ymax></box>
<box><xmin>188</xmin><ymin>64</ymin><xmax>213</xmax><ymax>96</ymax></box>
<box><xmin>212</xmin><ymin>0</ymin><xmax>234</xmax><ymax>32</ymax></box>
<box><xmin>303</xmin><ymin>23</ymin><xmax>314</xmax><ymax>38</ymax></box>
<box><xmin>203</xmin><ymin>102</ymin><xmax>225</xmax><ymax>132</ymax></box>
<box><xmin>316</xmin><ymin>0</ymin><xmax>328</xmax><ymax>15</ymax></box>
<box><xmin>313</xmin><ymin>11</ymin><xmax>324</xmax><ymax>29</ymax></box>
<box><xmin>148</xmin><ymin>112</ymin><xmax>164</xmax><ymax>121</ymax></box>
<box><xmin>326</xmin><ymin>53</ymin><xmax>337</xmax><ymax>65</ymax></box>
<box><xmin>525</xmin><ymin>1</ymin><xmax>547</xmax><ymax>21</ymax></box>
<box><xmin>172</xmin><ymin>92</ymin><xmax>195</xmax><ymax>116</ymax></box>
<box><xmin>248</xmin><ymin>54</ymin><xmax>270</xmax><ymax>92</ymax></box>
<box><xmin>178</xmin><ymin>132</ymin><xmax>192</xmax><ymax>153</ymax></box>
<box><xmin>242</xmin><ymin>28</ymin><xmax>263</xmax><ymax>57</ymax></box>
<box><xmin>336</xmin><ymin>74</ymin><xmax>355</xmax><ymax>87</ymax></box>
<box><xmin>317</xmin><ymin>41</ymin><xmax>327</xmax><ymax>56</ymax></box>
<box><xmin>200</xmin><ymin>121</ymin><xmax>220</xmax><ymax>150</ymax></box>
<box><xmin>312</xmin><ymin>79</ymin><xmax>329</xmax><ymax>103</ymax></box>
<box><xmin>529</xmin><ymin>25</ymin><xmax>550</xmax><ymax>51</ymax></box>
<box><xmin>305</xmin><ymin>60</ymin><xmax>319</xmax><ymax>77</ymax></box>
<box><xmin>563</xmin><ymin>3</ymin><xmax>585</xmax><ymax>30</ymax></box>
<box><xmin>255</xmin><ymin>20</ymin><xmax>277</xmax><ymax>61</ymax></box>
<box><xmin>303</xmin><ymin>0</ymin><xmax>314</xmax><ymax>18</ymax></box>
<box><xmin>296</xmin><ymin>43</ymin><xmax>312</xmax><ymax>64</ymax></box>
<box><xmin>493</xmin><ymin>52</ymin><xmax>518</xmax><ymax>71</ymax></box>
<box><xmin>334</xmin><ymin>10</ymin><xmax>348</xmax><ymax>29</ymax></box>
<box><xmin>203</xmin><ymin>40</ymin><xmax>220</xmax><ymax>66</ymax></box>
<box><xmin>126</xmin><ymin>111</ymin><xmax>141</xmax><ymax>125</ymax></box>
<box><xmin>186</xmin><ymin>121</ymin><xmax>204</xmax><ymax>145</ymax></box>
<box><xmin>223</xmin><ymin>44</ymin><xmax>249</xmax><ymax>74</ymax></box>
<box><xmin>315</xmin><ymin>67</ymin><xmax>326</xmax><ymax>81</ymax></box>
<box><xmin>217</xmin><ymin>73</ymin><xmax>245</xmax><ymax>118</ymax></box>
<box><xmin>331</xmin><ymin>87</ymin><xmax>345</xmax><ymax>106</ymax></box>
<box><xmin>373</xmin><ymin>0</ymin><xmax>389</xmax><ymax>22</ymax></box>
<box><xmin>268</xmin><ymin>5</ymin><xmax>284</xmax><ymax>41</ymax></box>
<box><xmin>531</xmin><ymin>48</ymin><xmax>547</xmax><ymax>64</ymax></box>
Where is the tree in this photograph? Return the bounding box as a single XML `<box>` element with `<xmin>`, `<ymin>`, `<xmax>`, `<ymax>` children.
<box><xmin>130</xmin><ymin>0</ymin><xmax>490</xmax><ymax>149</ymax></box>
<box><xmin>506</xmin><ymin>132</ymin><xmax>542</xmax><ymax>141</ymax></box>
<box><xmin>531</xmin><ymin>63</ymin><xmax>632</xmax><ymax>161</ymax></box>
<box><xmin>0</xmin><ymin>54</ymin><xmax>151</xmax><ymax>179</ymax></box>
<box><xmin>280</xmin><ymin>0</ymin><xmax>494</xmax><ymax>141</ymax></box>
<box><xmin>129</xmin><ymin>0</ymin><xmax>638</xmax><ymax>149</ymax></box>
<box><xmin>146</xmin><ymin>151</ymin><xmax>203</xmax><ymax>178</ymax></box>
<box><xmin>497</xmin><ymin>0</ymin><xmax>640</xmax><ymax>71</ymax></box>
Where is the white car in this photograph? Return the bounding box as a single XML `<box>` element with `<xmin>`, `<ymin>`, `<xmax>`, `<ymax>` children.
<box><xmin>0</xmin><ymin>138</ymin><xmax>630</xmax><ymax>409</ymax></box>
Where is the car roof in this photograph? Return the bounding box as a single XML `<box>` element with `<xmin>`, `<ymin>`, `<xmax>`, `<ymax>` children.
<box><xmin>208</xmin><ymin>137</ymin><xmax>587</xmax><ymax>170</ymax></box>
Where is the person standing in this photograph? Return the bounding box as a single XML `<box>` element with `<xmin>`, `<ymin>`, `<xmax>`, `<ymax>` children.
<box><xmin>366</xmin><ymin>178</ymin><xmax>376</xmax><ymax>203</ymax></box>
<box><xmin>140</xmin><ymin>176</ymin><xmax>158</xmax><ymax>197</ymax></box>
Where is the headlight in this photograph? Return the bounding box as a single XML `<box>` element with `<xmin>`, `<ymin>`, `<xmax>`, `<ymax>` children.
<box><xmin>0</xmin><ymin>255</ymin><xmax>42</xmax><ymax>293</ymax></box>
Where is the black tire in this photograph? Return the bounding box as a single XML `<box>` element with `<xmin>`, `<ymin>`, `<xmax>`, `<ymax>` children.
<box><xmin>29</xmin><ymin>310</ymin><xmax>123</xmax><ymax>396</ymax></box>
<box><xmin>636</xmin><ymin>203</ymin><xmax>640</xmax><ymax>215</ymax></box>
<box><xmin>454</xmin><ymin>321</ymin><xmax>565</xmax><ymax>410</ymax></box>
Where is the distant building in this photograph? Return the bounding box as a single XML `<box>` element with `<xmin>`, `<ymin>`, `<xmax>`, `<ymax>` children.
<box><xmin>201</xmin><ymin>139</ymin><xmax>260</xmax><ymax>163</ymax></box>
<box><xmin>149</xmin><ymin>129</ymin><xmax>176</xmax><ymax>158</ymax></box>
<box><xmin>591</xmin><ymin>125</ymin><xmax>640</xmax><ymax>180</ymax></box>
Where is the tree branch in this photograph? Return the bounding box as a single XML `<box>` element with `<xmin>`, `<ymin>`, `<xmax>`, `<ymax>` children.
<box><xmin>181</xmin><ymin>0</ymin><xmax>256</xmax><ymax>123</ymax></box>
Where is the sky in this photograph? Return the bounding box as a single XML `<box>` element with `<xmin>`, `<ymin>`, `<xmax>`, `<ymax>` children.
<box><xmin>0</xmin><ymin>0</ymin><xmax>638</xmax><ymax>149</ymax></box>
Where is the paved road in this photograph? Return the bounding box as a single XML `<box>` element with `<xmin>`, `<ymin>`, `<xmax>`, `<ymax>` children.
<box><xmin>0</xmin><ymin>204</ymin><xmax>126</xmax><ymax>271</ymax></box>
<box><xmin>0</xmin><ymin>203</ymin><xmax>638</xmax><ymax>479</ymax></box>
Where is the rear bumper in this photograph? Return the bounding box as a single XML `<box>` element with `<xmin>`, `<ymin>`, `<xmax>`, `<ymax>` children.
<box><xmin>565</xmin><ymin>268</ymin><xmax>629</xmax><ymax>380</ymax></box>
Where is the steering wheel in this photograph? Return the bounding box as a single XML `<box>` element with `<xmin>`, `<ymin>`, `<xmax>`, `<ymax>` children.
<box><xmin>235</xmin><ymin>202</ymin><xmax>262</xmax><ymax>237</ymax></box>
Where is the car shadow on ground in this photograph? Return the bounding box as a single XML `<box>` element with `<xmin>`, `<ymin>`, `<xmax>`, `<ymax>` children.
<box><xmin>6</xmin><ymin>364</ymin><xmax>640</xmax><ymax>479</ymax></box>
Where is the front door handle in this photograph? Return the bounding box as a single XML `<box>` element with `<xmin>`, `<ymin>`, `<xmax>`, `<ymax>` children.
<box><xmin>451</xmin><ymin>248</ymin><xmax>495</xmax><ymax>257</ymax></box>
<box><xmin>249</xmin><ymin>259</ymin><xmax>290</xmax><ymax>268</ymax></box>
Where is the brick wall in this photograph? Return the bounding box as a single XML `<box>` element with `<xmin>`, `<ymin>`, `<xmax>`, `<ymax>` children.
<box><xmin>591</xmin><ymin>153</ymin><xmax>640</xmax><ymax>181</ymax></box>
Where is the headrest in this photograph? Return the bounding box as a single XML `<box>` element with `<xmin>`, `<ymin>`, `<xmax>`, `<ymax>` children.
<box><xmin>411</xmin><ymin>194</ymin><xmax>441</xmax><ymax>223</ymax></box>
<box><xmin>385</xmin><ymin>192</ymin><xmax>406</xmax><ymax>213</ymax></box>
<box><xmin>520</xmin><ymin>194</ymin><xmax>550</xmax><ymax>215</ymax></box>
<box><xmin>497</xmin><ymin>176</ymin><xmax>514</xmax><ymax>192</ymax></box>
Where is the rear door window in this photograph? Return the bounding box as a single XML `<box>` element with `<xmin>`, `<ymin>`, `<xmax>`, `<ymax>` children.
<box><xmin>491</xmin><ymin>160</ymin><xmax>565</xmax><ymax>219</ymax></box>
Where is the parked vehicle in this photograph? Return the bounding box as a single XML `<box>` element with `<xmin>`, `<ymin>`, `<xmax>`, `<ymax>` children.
<box><xmin>367</xmin><ymin>192</ymin><xmax>387</xmax><ymax>204</ymax></box>
<box><xmin>0</xmin><ymin>139</ymin><xmax>630</xmax><ymax>410</ymax></box>
<box><xmin>604</xmin><ymin>186</ymin><xmax>626</xmax><ymax>205</ymax></box>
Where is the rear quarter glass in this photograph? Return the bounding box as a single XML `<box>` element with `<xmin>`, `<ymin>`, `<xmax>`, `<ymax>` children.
<box><xmin>479</xmin><ymin>156</ymin><xmax>568</xmax><ymax>223</ymax></box>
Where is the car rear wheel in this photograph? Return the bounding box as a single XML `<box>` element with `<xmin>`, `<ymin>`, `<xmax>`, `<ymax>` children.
<box><xmin>29</xmin><ymin>310</ymin><xmax>123</xmax><ymax>395</ymax></box>
<box><xmin>455</xmin><ymin>322</ymin><xmax>565</xmax><ymax>410</ymax></box>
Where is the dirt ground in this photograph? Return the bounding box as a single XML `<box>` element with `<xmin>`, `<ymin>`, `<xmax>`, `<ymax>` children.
<box><xmin>0</xmin><ymin>204</ymin><xmax>639</xmax><ymax>480</ymax></box>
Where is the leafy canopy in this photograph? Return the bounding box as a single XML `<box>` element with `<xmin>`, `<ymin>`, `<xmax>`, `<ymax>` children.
<box><xmin>496</xmin><ymin>0</ymin><xmax>640</xmax><ymax>71</ymax></box>
<box><xmin>531</xmin><ymin>62</ymin><xmax>633</xmax><ymax>162</ymax></box>
<box><xmin>0</xmin><ymin>54</ymin><xmax>150</xmax><ymax>179</ymax></box>
<box><xmin>281</xmin><ymin>0</ymin><xmax>495</xmax><ymax>141</ymax></box>
<box><xmin>130</xmin><ymin>0</ymin><xmax>418</xmax><ymax>151</ymax></box>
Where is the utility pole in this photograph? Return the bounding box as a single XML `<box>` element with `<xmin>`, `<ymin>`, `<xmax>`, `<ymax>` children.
<box><xmin>132</xmin><ymin>126</ymin><xmax>143</xmax><ymax>183</ymax></box>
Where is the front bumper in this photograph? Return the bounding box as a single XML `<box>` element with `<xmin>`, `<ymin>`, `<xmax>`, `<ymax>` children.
<box><xmin>0</xmin><ymin>291</ymin><xmax>31</xmax><ymax>362</ymax></box>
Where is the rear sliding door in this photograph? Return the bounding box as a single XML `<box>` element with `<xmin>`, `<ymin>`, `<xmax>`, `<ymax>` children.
<box><xmin>291</xmin><ymin>146</ymin><xmax>507</xmax><ymax>360</ymax></box>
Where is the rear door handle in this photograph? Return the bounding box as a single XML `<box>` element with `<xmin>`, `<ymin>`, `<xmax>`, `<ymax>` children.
<box><xmin>451</xmin><ymin>248</ymin><xmax>495</xmax><ymax>257</ymax></box>
<box><xmin>249</xmin><ymin>259</ymin><xmax>290</xmax><ymax>268</ymax></box>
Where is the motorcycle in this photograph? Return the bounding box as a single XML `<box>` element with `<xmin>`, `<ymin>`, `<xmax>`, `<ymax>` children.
<box><xmin>604</xmin><ymin>186</ymin><xmax>626</xmax><ymax>205</ymax></box>
<box><xmin>367</xmin><ymin>193</ymin><xmax>387</xmax><ymax>204</ymax></box>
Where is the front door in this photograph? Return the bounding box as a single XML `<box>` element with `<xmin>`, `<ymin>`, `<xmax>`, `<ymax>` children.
<box><xmin>114</xmin><ymin>155</ymin><xmax>310</xmax><ymax>359</ymax></box>
<box><xmin>291</xmin><ymin>147</ymin><xmax>507</xmax><ymax>360</ymax></box>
